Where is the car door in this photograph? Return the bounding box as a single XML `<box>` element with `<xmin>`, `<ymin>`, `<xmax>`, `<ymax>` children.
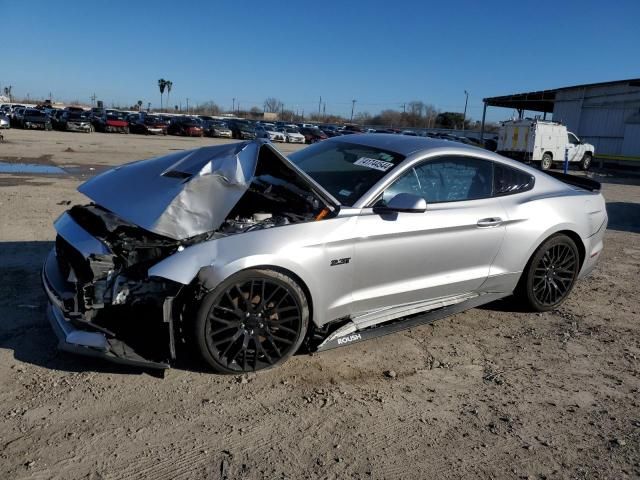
<box><xmin>351</xmin><ymin>155</ymin><xmax>506</xmax><ymax>318</ymax></box>
<box><xmin>566</xmin><ymin>132</ymin><xmax>585</xmax><ymax>163</ymax></box>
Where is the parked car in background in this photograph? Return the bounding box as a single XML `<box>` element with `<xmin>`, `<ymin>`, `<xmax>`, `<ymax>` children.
<box><xmin>64</xmin><ymin>111</ymin><xmax>93</xmax><ymax>133</ymax></box>
<box><xmin>319</xmin><ymin>125</ymin><xmax>342</xmax><ymax>137</ymax></box>
<box><xmin>262</xmin><ymin>124</ymin><xmax>286</xmax><ymax>142</ymax></box>
<box><xmin>93</xmin><ymin>110</ymin><xmax>130</xmax><ymax>133</ymax></box>
<box><xmin>22</xmin><ymin>108</ymin><xmax>52</xmax><ymax>130</ymax></box>
<box><xmin>203</xmin><ymin>120</ymin><xmax>232</xmax><ymax>138</ymax></box>
<box><xmin>129</xmin><ymin>114</ymin><xmax>168</xmax><ymax>135</ymax></box>
<box><xmin>228</xmin><ymin>120</ymin><xmax>258</xmax><ymax>140</ymax></box>
<box><xmin>299</xmin><ymin>126</ymin><xmax>328</xmax><ymax>144</ymax></box>
<box><xmin>0</xmin><ymin>114</ymin><xmax>10</xmax><ymax>129</ymax></box>
<box><xmin>253</xmin><ymin>124</ymin><xmax>274</xmax><ymax>141</ymax></box>
<box><xmin>11</xmin><ymin>107</ymin><xmax>26</xmax><ymax>128</ymax></box>
<box><xmin>279</xmin><ymin>126</ymin><xmax>305</xmax><ymax>143</ymax></box>
<box><xmin>168</xmin><ymin>116</ymin><xmax>203</xmax><ymax>137</ymax></box>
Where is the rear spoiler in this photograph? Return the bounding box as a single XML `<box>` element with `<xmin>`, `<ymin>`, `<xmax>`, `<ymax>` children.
<box><xmin>546</xmin><ymin>171</ymin><xmax>601</xmax><ymax>192</ymax></box>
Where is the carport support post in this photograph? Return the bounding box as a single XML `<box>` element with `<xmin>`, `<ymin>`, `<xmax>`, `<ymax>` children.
<box><xmin>479</xmin><ymin>101</ymin><xmax>487</xmax><ymax>141</ymax></box>
<box><xmin>564</xmin><ymin>147</ymin><xmax>569</xmax><ymax>174</ymax></box>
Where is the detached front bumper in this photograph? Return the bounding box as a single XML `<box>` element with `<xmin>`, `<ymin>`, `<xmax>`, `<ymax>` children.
<box><xmin>42</xmin><ymin>249</ymin><xmax>169</xmax><ymax>369</ymax></box>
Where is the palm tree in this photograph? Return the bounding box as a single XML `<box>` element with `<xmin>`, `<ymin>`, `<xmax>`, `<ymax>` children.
<box><xmin>137</xmin><ymin>100</ymin><xmax>143</xmax><ymax>111</ymax></box>
<box><xmin>158</xmin><ymin>79</ymin><xmax>167</xmax><ymax>110</ymax></box>
<box><xmin>165</xmin><ymin>81</ymin><xmax>173</xmax><ymax>109</ymax></box>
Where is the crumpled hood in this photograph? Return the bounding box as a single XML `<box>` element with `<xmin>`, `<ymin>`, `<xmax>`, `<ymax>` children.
<box><xmin>78</xmin><ymin>141</ymin><xmax>337</xmax><ymax>241</ymax></box>
<box><xmin>78</xmin><ymin>142</ymin><xmax>262</xmax><ymax>240</ymax></box>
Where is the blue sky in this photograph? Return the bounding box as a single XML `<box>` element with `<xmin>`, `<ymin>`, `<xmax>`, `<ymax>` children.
<box><xmin>3</xmin><ymin>0</ymin><xmax>639</xmax><ymax>121</ymax></box>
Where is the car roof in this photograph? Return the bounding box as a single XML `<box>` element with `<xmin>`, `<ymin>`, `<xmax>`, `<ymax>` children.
<box><xmin>327</xmin><ymin>133</ymin><xmax>474</xmax><ymax>156</ymax></box>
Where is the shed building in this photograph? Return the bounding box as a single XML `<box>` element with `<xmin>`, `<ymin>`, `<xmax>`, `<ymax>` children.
<box><xmin>481</xmin><ymin>78</ymin><xmax>640</xmax><ymax>160</ymax></box>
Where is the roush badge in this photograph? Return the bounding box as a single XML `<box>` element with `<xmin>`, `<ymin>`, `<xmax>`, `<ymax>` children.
<box><xmin>353</xmin><ymin>157</ymin><xmax>394</xmax><ymax>172</ymax></box>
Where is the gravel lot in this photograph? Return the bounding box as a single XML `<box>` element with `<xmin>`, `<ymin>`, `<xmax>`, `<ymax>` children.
<box><xmin>1</xmin><ymin>129</ymin><xmax>639</xmax><ymax>479</ymax></box>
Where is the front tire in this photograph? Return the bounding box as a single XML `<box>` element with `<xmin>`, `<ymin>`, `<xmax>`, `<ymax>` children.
<box><xmin>195</xmin><ymin>269</ymin><xmax>309</xmax><ymax>373</ymax></box>
<box><xmin>516</xmin><ymin>234</ymin><xmax>580</xmax><ymax>312</ymax></box>
<box><xmin>580</xmin><ymin>153</ymin><xmax>592</xmax><ymax>171</ymax></box>
<box><xmin>541</xmin><ymin>153</ymin><xmax>553</xmax><ymax>170</ymax></box>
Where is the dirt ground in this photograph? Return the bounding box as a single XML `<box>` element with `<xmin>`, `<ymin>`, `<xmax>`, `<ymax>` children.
<box><xmin>0</xmin><ymin>129</ymin><xmax>639</xmax><ymax>480</ymax></box>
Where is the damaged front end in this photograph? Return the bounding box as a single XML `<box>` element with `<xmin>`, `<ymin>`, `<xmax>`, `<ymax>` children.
<box><xmin>42</xmin><ymin>140</ymin><xmax>337</xmax><ymax>369</ymax></box>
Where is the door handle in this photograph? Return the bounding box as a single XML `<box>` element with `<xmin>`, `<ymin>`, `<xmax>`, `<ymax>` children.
<box><xmin>477</xmin><ymin>217</ymin><xmax>503</xmax><ymax>228</ymax></box>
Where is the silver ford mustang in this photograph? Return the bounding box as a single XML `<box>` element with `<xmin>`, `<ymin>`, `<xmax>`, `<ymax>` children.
<box><xmin>42</xmin><ymin>135</ymin><xmax>607</xmax><ymax>373</ymax></box>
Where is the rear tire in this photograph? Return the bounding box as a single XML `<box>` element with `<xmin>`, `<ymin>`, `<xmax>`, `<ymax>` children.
<box><xmin>580</xmin><ymin>153</ymin><xmax>592</xmax><ymax>171</ymax></box>
<box><xmin>194</xmin><ymin>269</ymin><xmax>309</xmax><ymax>374</ymax></box>
<box><xmin>515</xmin><ymin>234</ymin><xmax>580</xmax><ymax>312</ymax></box>
<box><xmin>541</xmin><ymin>153</ymin><xmax>553</xmax><ymax>170</ymax></box>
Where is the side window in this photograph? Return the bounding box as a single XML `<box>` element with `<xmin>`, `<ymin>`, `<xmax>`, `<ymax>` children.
<box><xmin>378</xmin><ymin>157</ymin><xmax>493</xmax><ymax>204</ymax></box>
<box><xmin>568</xmin><ymin>133</ymin><xmax>580</xmax><ymax>145</ymax></box>
<box><xmin>381</xmin><ymin>168</ymin><xmax>421</xmax><ymax>204</ymax></box>
<box><xmin>494</xmin><ymin>163</ymin><xmax>535</xmax><ymax>196</ymax></box>
<box><xmin>413</xmin><ymin>157</ymin><xmax>493</xmax><ymax>202</ymax></box>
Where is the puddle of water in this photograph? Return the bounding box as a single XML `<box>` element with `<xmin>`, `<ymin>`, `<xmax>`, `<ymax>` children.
<box><xmin>0</xmin><ymin>162</ymin><xmax>66</xmax><ymax>174</ymax></box>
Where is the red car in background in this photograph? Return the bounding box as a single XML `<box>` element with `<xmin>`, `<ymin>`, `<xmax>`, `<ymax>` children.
<box><xmin>93</xmin><ymin>110</ymin><xmax>130</xmax><ymax>133</ymax></box>
<box><xmin>167</xmin><ymin>117</ymin><xmax>203</xmax><ymax>137</ymax></box>
<box><xmin>128</xmin><ymin>114</ymin><xmax>168</xmax><ymax>135</ymax></box>
<box><xmin>299</xmin><ymin>127</ymin><xmax>328</xmax><ymax>144</ymax></box>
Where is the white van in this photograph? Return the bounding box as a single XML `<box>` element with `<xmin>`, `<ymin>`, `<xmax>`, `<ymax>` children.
<box><xmin>497</xmin><ymin>119</ymin><xmax>594</xmax><ymax>170</ymax></box>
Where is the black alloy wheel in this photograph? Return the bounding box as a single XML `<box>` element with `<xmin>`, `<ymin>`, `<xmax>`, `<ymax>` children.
<box><xmin>518</xmin><ymin>234</ymin><xmax>580</xmax><ymax>311</ymax></box>
<box><xmin>195</xmin><ymin>269</ymin><xmax>309</xmax><ymax>373</ymax></box>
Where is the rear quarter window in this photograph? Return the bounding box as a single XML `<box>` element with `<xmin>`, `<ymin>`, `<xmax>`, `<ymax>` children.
<box><xmin>493</xmin><ymin>163</ymin><xmax>535</xmax><ymax>196</ymax></box>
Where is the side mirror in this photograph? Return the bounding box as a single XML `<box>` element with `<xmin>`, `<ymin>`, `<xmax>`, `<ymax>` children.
<box><xmin>373</xmin><ymin>193</ymin><xmax>427</xmax><ymax>214</ymax></box>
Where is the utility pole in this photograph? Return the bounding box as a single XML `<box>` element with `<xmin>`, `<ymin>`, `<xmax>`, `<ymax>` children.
<box><xmin>462</xmin><ymin>90</ymin><xmax>469</xmax><ymax>132</ymax></box>
<box><xmin>351</xmin><ymin>99</ymin><xmax>356</xmax><ymax>122</ymax></box>
<box><xmin>281</xmin><ymin>103</ymin><xmax>284</xmax><ymax>119</ymax></box>
<box><xmin>402</xmin><ymin>103</ymin><xmax>406</xmax><ymax>114</ymax></box>
<box><xmin>186</xmin><ymin>98</ymin><xmax>189</xmax><ymax>114</ymax></box>
<box><xmin>323</xmin><ymin>103</ymin><xmax>326</xmax><ymax>117</ymax></box>
<box><xmin>318</xmin><ymin>96</ymin><xmax>322</xmax><ymax>116</ymax></box>
<box><xmin>90</xmin><ymin>93</ymin><xmax>96</xmax><ymax>106</ymax></box>
<box><xmin>232</xmin><ymin>97</ymin><xmax>235</xmax><ymax>112</ymax></box>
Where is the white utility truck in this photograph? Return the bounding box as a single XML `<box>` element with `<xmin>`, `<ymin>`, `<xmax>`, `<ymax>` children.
<box><xmin>497</xmin><ymin>119</ymin><xmax>594</xmax><ymax>170</ymax></box>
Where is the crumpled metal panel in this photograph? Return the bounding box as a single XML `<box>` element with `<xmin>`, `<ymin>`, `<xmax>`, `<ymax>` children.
<box><xmin>78</xmin><ymin>141</ymin><xmax>260</xmax><ymax>240</ymax></box>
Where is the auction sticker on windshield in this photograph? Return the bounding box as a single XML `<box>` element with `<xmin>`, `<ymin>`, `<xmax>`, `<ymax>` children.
<box><xmin>353</xmin><ymin>157</ymin><xmax>394</xmax><ymax>172</ymax></box>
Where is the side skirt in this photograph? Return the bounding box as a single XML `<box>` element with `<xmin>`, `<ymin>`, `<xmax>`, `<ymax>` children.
<box><xmin>315</xmin><ymin>292</ymin><xmax>509</xmax><ymax>352</ymax></box>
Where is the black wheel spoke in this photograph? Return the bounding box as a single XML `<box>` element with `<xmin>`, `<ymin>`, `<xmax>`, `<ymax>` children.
<box><xmin>204</xmin><ymin>276</ymin><xmax>303</xmax><ymax>372</ymax></box>
<box><xmin>531</xmin><ymin>242</ymin><xmax>577</xmax><ymax>307</ymax></box>
<box><xmin>273</xmin><ymin>325</ymin><xmax>298</xmax><ymax>336</ymax></box>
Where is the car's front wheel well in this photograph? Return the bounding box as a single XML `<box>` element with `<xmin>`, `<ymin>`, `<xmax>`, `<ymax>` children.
<box><xmin>251</xmin><ymin>265</ymin><xmax>315</xmax><ymax>328</ymax></box>
<box><xmin>176</xmin><ymin>265</ymin><xmax>315</xmax><ymax>328</ymax></box>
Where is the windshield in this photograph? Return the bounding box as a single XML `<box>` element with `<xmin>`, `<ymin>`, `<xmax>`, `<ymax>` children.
<box><xmin>285</xmin><ymin>128</ymin><xmax>299</xmax><ymax>133</ymax></box>
<box><xmin>288</xmin><ymin>141</ymin><xmax>405</xmax><ymax>206</ymax></box>
<box><xmin>25</xmin><ymin>109</ymin><xmax>45</xmax><ymax>116</ymax></box>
